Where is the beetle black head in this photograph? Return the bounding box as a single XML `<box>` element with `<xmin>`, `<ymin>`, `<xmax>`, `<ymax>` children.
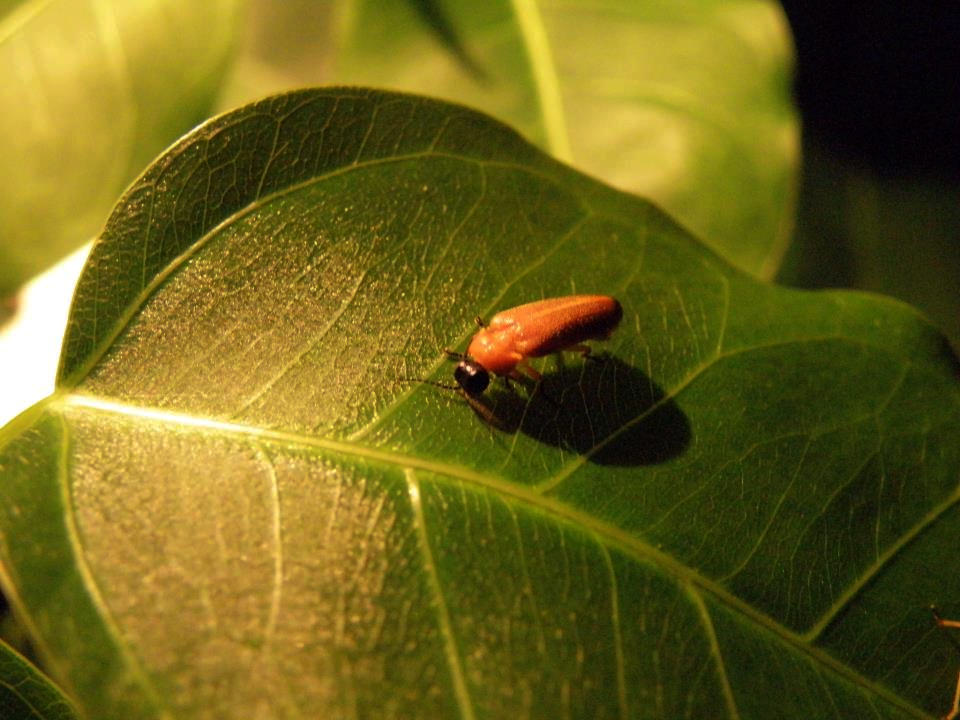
<box><xmin>453</xmin><ymin>358</ymin><xmax>490</xmax><ymax>396</ymax></box>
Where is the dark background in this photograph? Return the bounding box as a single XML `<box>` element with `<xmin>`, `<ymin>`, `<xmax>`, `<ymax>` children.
<box><xmin>783</xmin><ymin>1</ymin><xmax>959</xmax><ymax>178</ymax></box>
<box><xmin>778</xmin><ymin>0</ymin><xmax>960</xmax><ymax>347</ymax></box>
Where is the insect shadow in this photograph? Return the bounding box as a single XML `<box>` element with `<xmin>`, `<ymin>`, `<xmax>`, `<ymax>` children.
<box><xmin>472</xmin><ymin>354</ymin><xmax>690</xmax><ymax>466</ymax></box>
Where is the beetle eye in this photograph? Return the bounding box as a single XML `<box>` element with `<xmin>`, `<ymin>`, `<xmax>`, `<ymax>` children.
<box><xmin>454</xmin><ymin>360</ymin><xmax>490</xmax><ymax>396</ymax></box>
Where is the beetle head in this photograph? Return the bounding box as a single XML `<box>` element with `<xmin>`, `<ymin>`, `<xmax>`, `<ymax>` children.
<box><xmin>453</xmin><ymin>358</ymin><xmax>490</xmax><ymax>396</ymax></box>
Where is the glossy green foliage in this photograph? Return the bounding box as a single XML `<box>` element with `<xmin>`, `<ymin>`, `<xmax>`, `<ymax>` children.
<box><xmin>1</xmin><ymin>89</ymin><xmax>958</xmax><ymax>719</ymax></box>
<box><xmin>0</xmin><ymin>638</ymin><xmax>78</xmax><ymax>720</ymax></box>
<box><xmin>0</xmin><ymin>0</ymin><xmax>242</xmax><ymax>294</ymax></box>
<box><xmin>334</xmin><ymin>0</ymin><xmax>798</xmax><ymax>277</ymax></box>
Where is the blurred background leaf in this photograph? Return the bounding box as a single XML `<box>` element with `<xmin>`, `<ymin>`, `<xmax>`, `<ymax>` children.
<box><xmin>0</xmin><ymin>0</ymin><xmax>244</xmax><ymax>295</ymax></box>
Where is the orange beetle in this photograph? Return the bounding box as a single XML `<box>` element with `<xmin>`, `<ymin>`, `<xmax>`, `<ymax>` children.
<box><xmin>447</xmin><ymin>295</ymin><xmax>623</xmax><ymax>396</ymax></box>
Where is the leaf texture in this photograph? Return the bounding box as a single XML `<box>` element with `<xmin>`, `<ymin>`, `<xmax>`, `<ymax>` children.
<box><xmin>0</xmin><ymin>638</ymin><xmax>78</xmax><ymax>720</ymax></box>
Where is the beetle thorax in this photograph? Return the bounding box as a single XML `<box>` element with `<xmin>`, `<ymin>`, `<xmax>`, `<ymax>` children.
<box><xmin>466</xmin><ymin>327</ymin><xmax>520</xmax><ymax>375</ymax></box>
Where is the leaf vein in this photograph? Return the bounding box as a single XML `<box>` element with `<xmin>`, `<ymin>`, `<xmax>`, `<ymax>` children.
<box><xmin>598</xmin><ymin>540</ymin><xmax>628</xmax><ymax>720</ymax></box>
<box><xmin>686</xmin><ymin>585</ymin><xmax>741</xmax><ymax>720</ymax></box>
<box><xmin>718</xmin><ymin>434</ymin><xmax>813</xmax><ymax>584</ymax></box>
<box><xmin>405</xmin><ymin>469</ymin><xmax>476</xmax><ymax>720</ymax></box>
<box><xmin>229</xmin><ymin>269</ymin><xmax>369</xmax><ymax>418</ymax></box>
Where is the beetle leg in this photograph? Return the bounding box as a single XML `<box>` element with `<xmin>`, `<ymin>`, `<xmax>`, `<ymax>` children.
<box><xmin>444</xmin><ymin>349</ymin><xmax>466</xmax><ymax>360</ymax></box>
<box><xmin>948</xmin><ymin>673</ymin><xmax>960</xmax><ymax>720</ymax></box>
<box><xmin>567</xmin><ymin>343</ymin><xmax>602</xmax><ymax>362</ymax></box>
<box><xmin>509</xmin><ymin>364</ymin><xmax>559</xmax><ymax>406</ymax></box>
<box><xmin>932</xmin><ymin>608</ymin><xmax>960</xmax><ymax>720</ymax></box>
<box><xmin>474</xmin><ymin>315</ymin><xmax>486</xmax><ymax>328</ymax></box>
<box><xmin>940</xmin><ymin>668</ymin><xmax>960</xmax><ymax>720</ymax></box>
<box><xmin>516</xmin><ymin>360</ymin><xmax>542</xmax><ymax>382</ymax></box>
<box><xmin>934</xmin><ymin>612</ymin><xmax>960</xmax><ymax>630</ymax></box>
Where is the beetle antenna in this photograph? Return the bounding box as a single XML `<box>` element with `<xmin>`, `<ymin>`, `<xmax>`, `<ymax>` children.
<box><xmin>933</xmin><ymin>606</ymin><xmax>960</xmax><ymax>653</ymax></box>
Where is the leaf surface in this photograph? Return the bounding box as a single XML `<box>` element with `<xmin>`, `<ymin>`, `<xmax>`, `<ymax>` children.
<box><xmin>334</xmin><ymin>0</ymin><xmax>798</xmax><ymax>277</ymax></box>
<box><xmin>0</xmin><ymin>0</ymin><xmax>242</xmax><ymax>293</ymax></box>
<box><xmin>1</xmin><ymin>88</ymin><xmax>958</xmax><ymax>719</ymax></box>
<box><xmin>0</xmin><ymin>638</ymin><xmax>78</xmax><ymax>720</ymax></box>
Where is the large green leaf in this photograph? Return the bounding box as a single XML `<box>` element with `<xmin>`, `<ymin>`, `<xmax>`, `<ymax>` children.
<box><xmin>0</xmin><ymin>637</ymin><xmax>78</xmax><ymax>720</ymax></box>
<box><xmin>333</xmin><ymin>0</ymin><xmax>798</xmax><ymax>277</ymax></box>
<box><xmin>1</xmin><ymin>88</ymin><xmax>958</xmax><ymax>719</ymax></box>
<box><xmin>0</xmin><ymin>0</ymin><xmax>243</xmax><ymax>294</ymax></box>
